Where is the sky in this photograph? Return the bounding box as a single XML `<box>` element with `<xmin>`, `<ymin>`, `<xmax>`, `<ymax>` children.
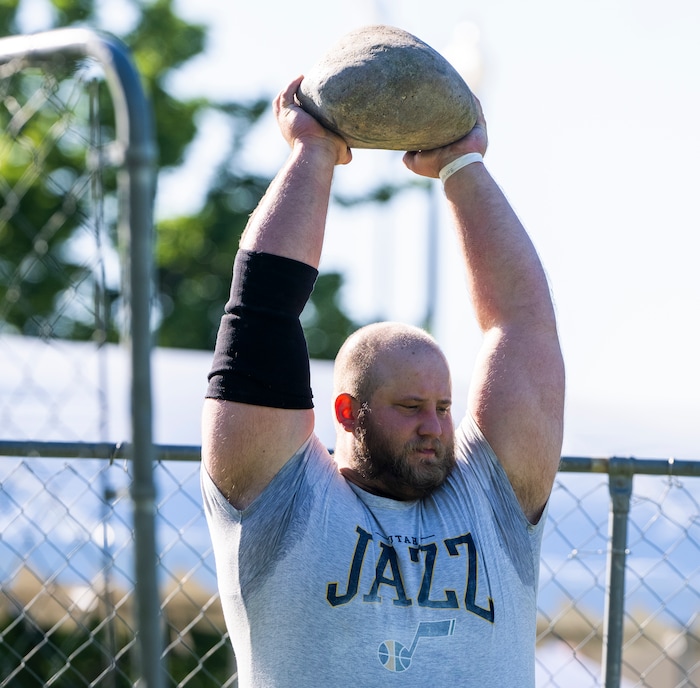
<box><xmin>154</xmin><ymin>0</ymin><xmax>700</xmax><ymax>460</ymax></box>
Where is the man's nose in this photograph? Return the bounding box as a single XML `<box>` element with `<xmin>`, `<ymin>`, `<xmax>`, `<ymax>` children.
<box><xmin>417</xmin><ymin>409</ymin><xmax>443</xmax><ymax>437</ymax></box>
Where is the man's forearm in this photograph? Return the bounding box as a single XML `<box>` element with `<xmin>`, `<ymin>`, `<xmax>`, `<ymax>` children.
<box><xmin>240</xmin><ymin>142</ymin><xmax>337</xmax><ymax>268</ymax></box>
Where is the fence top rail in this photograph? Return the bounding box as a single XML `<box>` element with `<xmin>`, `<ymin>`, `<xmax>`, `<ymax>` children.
<box><xmin>558</xmin><ymin>455</ymin><xmax>700</xmax><ymax>477</ymax></box>
<box><xmin>0</xmin><ymin>440</ymin><xmax>201</xmax><ymax>462</ymax></box>
<box><xmin>0</xmin><ymin>441</ymin><xmax>698</xmax><ymax>475</ymax></box>
<box><xmin>0</xmin><ymin>28</ymin><xmax>155</xmax><ymax>157</ymax></box>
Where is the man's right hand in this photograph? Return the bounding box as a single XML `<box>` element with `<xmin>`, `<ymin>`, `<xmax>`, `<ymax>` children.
<box><xmin>403</xmin><ymin>94</ymin><xmax>488</xmax><ymax>180</ymax></box>
<box><xmin>274</xmin><ymin>76</ymin><xmax>352</xmax><ymax>166</ymax></box>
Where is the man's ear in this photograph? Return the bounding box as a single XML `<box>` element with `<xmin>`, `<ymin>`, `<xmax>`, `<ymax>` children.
<box><xmin>334</xmin><ymin>393</ymin><xmax>359</xmax><ymax>432</ymax></box>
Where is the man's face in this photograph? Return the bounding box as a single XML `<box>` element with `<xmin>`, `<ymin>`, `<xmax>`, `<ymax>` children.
<box><xmin>350</xmin><ymin>348</ymin><xmax>456</xmax><ymax>500</ymax></box>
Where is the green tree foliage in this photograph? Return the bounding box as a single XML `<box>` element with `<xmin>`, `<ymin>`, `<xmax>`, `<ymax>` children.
<box><xmin>154</xmin><ymin>100</ymin><xmax>359</xmax><ymax>358</ymax></box>
<box><xmin>0</xmin><ymin>0</ymin><xmax>211</xmax><ymax>342</ymax></box>
<box><xmin>0</xmin><ymin>0</ymin><xmax>362</xmax><ymax>358</ymax></box>
<box><xmin>0</xmin><ymin>64</ymin><xmax>98</xmax><ymax>339</ymax></box>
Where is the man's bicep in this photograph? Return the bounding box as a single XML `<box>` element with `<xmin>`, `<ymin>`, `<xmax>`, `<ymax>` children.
<box><xmin>201</xmin><ymin>398</ymin><xmax>315</xmax><ymax>510</ymax></box>
<box><xmin>467</xmin><ymin>326</ymin><xmax>564</xmax><ymax>520</ymax></box>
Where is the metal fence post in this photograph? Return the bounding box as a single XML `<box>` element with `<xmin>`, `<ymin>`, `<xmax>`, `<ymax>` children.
<box><xmin>102</xmin><ymin>33</ymin><xmax>162</xmax><ymax>688</ymax></box>
<box><xmin>602</xmin><ymin>456</ymin><xmax>634</xmax><ymax>688</ymax></box>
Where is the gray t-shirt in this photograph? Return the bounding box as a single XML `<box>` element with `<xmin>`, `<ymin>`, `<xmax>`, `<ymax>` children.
<box><xmin>201</xmin><ymin>414</ymin><xmax>546</xmax><ymax>687</ymax></box>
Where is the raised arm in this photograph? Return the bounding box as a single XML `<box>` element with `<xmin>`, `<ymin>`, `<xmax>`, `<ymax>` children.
<box><xmin>202</xmin><ymin>77</ymin><xmax>351</xmax><ymax>510</ymax></box>
<box><xmin>404</xmin><ymin>101</ymin><xmax>564</xmax><ymax>522</ymax></box>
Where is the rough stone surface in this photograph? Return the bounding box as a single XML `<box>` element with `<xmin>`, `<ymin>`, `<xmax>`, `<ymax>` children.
<box><xmin>297</xmin><ymin>25</ymin><xmax>477</xmax><ymax>151</ymax></box>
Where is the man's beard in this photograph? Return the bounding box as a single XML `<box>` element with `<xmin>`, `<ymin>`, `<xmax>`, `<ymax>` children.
<box><xmin>352</xmin><ymin>405</ymin><xmax>456</xmax><ymax>499</ymax></box>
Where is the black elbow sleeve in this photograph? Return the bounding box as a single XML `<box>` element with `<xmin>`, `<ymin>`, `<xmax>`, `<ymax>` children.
<box><xmin>206</xmin><ymin>249</ymin><xmax>318</xmax><ymax>409</ymax></box>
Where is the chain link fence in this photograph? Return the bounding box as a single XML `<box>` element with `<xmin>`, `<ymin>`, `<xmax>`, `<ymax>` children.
<box><xmin>1</xmin><ymin>28</ymin><xmax>699</xmax><ymax>688</ymax></box>
<box><xmin>1</xmin><ymin>449</ymin><xmax>698</xmax><ymax>687</ymax></box>
<box><xmin>0</xmin><ymin>28</ymin><xmax>161</xmax><ymax>686</ymax></box>
<box><xmin>0</xmin><ymin>449</ymin><xmax>233</xmax><ymax>687</ymax></box>
<box><xmin>538</xmin><ymin>463</ymin><xmax>700</xmax><ymax>687</ymax></box>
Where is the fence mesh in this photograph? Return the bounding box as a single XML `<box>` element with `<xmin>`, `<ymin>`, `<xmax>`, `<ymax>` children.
<box><xmin>0</xmin><ymin>455</ymin><xmax>233</xmax><ymax>687</ymax></box>
<box><xmin>537</xmin><ymin>472</ymin><xmax>700</xmax><ymax>687</ymax></box>
<box><xmin>1</xmin><ymin>455</ymin><xmax>698</xmax><ymax>687</ymax></box>
<box><xmin>0</xmin><ymin>58</ymin><xmax>120</xmax><ymax>345</ymax></box>
<box><xmin>1</xmin><ymin>29</ymin><xmax>699</xmax><ymax>688</ymax></box>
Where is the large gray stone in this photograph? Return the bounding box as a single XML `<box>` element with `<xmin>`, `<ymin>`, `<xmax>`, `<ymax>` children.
<box><xmin>297</xmin><ymin>25</ymin><xmax>477</xmax><ymax>151</ymax></box>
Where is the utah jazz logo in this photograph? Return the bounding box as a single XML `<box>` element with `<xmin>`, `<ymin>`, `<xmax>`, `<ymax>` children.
<box><xmin>378</xmin><ymin>619</ymin><xmax>456</xmax><ymax>672</ymax></box>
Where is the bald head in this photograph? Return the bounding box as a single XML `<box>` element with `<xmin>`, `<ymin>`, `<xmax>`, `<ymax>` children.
<box><xmin>333</xmin><ymin>322</ymin><xmax>449</xmax><ymax>403</ymax></box>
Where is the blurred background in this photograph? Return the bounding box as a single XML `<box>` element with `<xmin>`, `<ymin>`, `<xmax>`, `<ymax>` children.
<box><xmin>4</xmin><ymin>0</ymin><xmax>700</xmax><ymax>459</ymax></box>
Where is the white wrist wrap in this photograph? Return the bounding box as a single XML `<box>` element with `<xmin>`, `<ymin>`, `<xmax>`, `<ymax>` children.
<box><xmin>439</xmin><ymin>152</ymin><xmax>484</xmax><ymax>185</ymax></box>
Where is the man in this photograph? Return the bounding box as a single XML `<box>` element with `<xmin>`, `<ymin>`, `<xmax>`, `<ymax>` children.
<box><xmin>201</xmin><ymin>75</ymin><xmax>565</xmax><ymax>686</ymax></box>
